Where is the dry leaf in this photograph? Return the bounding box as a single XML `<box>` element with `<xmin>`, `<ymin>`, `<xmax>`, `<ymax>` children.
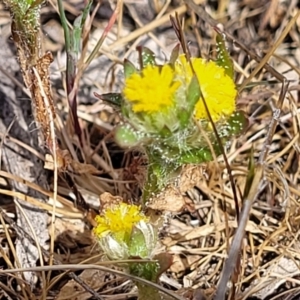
<box><xmin>178</xmin><ymin>165</ymin><xmax>208</xmax><ymax>193</ymax></box>
<box><xmin>147</xmin><ymin>186</ymin><xmax>188</xmax><ymax>212</ymax></box>
<box><xmin>44</xmin><ymin>150</ymin><xmax>100</xmax><ymax>175</ymax></box>
<box><xmin>99</xmin><ymin>192</ymin><xmax>124</xmax><ymax>211</ymax></box>
<box><xmin>51</xmin><ymin>218</ymin><xmax>93</xmax><ymax>249</ymax></box>
<box><xmin>250</xmin><ymin>257</ymin><xmax>300</xmax><ymax>299</ymax></box>
<box><xmin>57</xmin><ymin>269</ymin><xmax>107</xmax><ymax>300</ymax></box>
<box><xmin>176</xmin><ymin>220</ymin><xmax>266</xmax><ymax>243</ymax></box>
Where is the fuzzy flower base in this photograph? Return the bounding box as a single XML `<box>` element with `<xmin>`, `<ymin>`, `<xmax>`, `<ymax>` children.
<box><xmin>93</xmin><ymin>203</ymin><xmax>156</xmax><ymax>260</ymax></box>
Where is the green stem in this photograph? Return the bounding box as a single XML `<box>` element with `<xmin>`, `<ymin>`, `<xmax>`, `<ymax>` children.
<box><xmin>57</xmin><ymin>0</ymin><xmax>71</xmax><ymax>50</ymax></box>
<box><xmin>136</xmin><ymin>283</ymin><xmax>162</xmax><ymax>300</ymax></box>
<box><xmin>142</xmin><ymin>149</ymin><xmax>179</xmax><ymax>204</ymax></box>
<box><xmin>4</xmin><ymin>0</ymin><xmax>41</xmax><ymax>67</ymax></box>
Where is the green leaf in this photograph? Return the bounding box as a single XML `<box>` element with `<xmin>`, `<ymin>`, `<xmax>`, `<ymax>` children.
<box><xmin>72</xmin><ymin>0</ymin><xmax>93</xmax><ymax>53</ymax></box>
<box><xmin>169</xmin><ymin>43</ymin><xmax>180</xmax><ymax>65</ymax></box>
<box><xmin>115</xmin><ymin>126</ymin><xmax>141</xmax><ymax>148</ymax></box>
<box><xmin>129</xmin><ymin>227</ymin><xmax>148</xmax><ymax>258</ymax></box>
<box><xmin>179</xmin><ymin>148</ymin><xmax>213</xmax><ymax>164</ymax></box>
<box><xmin>177</xmin><ymin>108</ymin><xmax>190</xmax><ymax>129</ymax></box>
<box><xmin>94</xmin><ymin>92</ymin><xmax>122</xmax><ymax>108</ymax></box>
<box><xmin>225</xmin><ymin>111</ymin><xmax>248</xmax><ymax>136</ymax></box>
<box><xmin>137</xmin><ymin>46</ymin><xmax>156</xmax><ymax>69</ymax></box>
<box><xmin>72</xmin><ymin>16</ymin><xmax>83</xmax><ymax>53</ymax></box>
<box><xmin>216</xmin><ymin>33</ymin><xmax>234</xmax><ymax>78</ymax></box>
<box><xmin>187</xmin><ymin>75</ymin><xmax>201</xmax><ymax>107</ymax></box>
<box><xmin>28</xmin><ymin>0</ymin><xmax>43</xmax><ymax>8</ymax></box>
<box><xmin>155</xmin><ymin>124</ymin><xmax>172</xmax><ymax>138</ymax></box>
<box><xmin>57</xmin><ymin>0</ymin><xmax>71</xmax><ymax>51</ymax></box>
<box><xmin>124</xmin><ymin>59</ymin><xmax>137</xmax><ymax>79</ymax></box>
<box><xmin>178</xmin><ymin>75</ymin><xmax>200</xmax><ymax>128</ymax></box>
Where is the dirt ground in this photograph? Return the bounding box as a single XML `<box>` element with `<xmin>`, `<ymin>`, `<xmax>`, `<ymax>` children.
<box><xmin>0</xmin><ymin>0</ymin><xmax>300</xmax><ymax>299</ymax></box>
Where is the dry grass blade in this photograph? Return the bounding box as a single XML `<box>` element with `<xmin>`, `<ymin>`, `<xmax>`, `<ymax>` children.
<box><xmin>215</xmin><ymin>43</ymin><xmax>290</xmax><ymax>300</ymax></box>
<box><xmin>0</xmin><ymin>264</ymin><xmax>185</xmax><ymax>300</ymax></box>
<box><xmin>214</xmin><ymin>165</ymin><xmax>264</xmax><ymax>300</ymax></box>
<box><xmin>238</xmin><ymin>10</ymin><xmax>300</xmax><ymax>91</ymax></box>
<box><xmin>0</xmin><ymin>207</ymin><xmax>104</xmax><ymax>300</ymax></box>
<box><xmin>183</xmin><ymin>0</ymin><xmax>287</xmax><ymax>84</ymax></box>
<box><xmin>182</xmin><ymin>0</ymin><xmax>298</xmax><ymax>298</ymax></box>
<box><xmin>106</xmin><ymin>0</ymin><xmax>205</xmax><ymax>51</ymax></box>
<box><xmin>1</xmin><ymin>0</ymin><xmax>300</xmax><ymax>298</ymax></box>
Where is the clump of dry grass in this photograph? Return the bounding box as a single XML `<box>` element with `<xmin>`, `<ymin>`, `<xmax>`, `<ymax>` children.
<box><xmin>0</xmin><ymin>0</ymin><xmax>300</xmax><ymax>299</ymax></box>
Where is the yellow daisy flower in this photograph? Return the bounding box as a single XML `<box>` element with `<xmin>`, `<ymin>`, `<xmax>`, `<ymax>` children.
<box><xmin>93</xmin><ymin>203</ymin><xmax>148</xmax><ymax>243</ymax></box>
<box><xmin>123</xmin><ymin>64</ymin><xmax>180</xmax><ymax>113</ymax></box>
<box><xmin>175</xmin><ymin>55</ymin><xmax>237</xmax><ymax>122</ymax></box>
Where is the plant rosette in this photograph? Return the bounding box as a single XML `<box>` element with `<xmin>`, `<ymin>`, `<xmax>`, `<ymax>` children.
<box><xmin>93</xmin><ymin>202</ymin><xmax>157</xmax><ymax>260</ymax></box>
<box><xmin>93</xmin><ymin>202</ymin><xmax>173</xmax><ymax>300</ymax></box>
<box><xmin>95</xmin><ymin>37</ymin><xmax>247</xmax><ymax>198</ymax></box>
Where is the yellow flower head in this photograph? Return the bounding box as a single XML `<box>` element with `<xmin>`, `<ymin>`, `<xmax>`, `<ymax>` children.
<box><xmin>123</xmin><ymin>64</ymin><xmax>180</xmax><ymax>113</ymax></box>
<box><xmin>93</xmin><ymin>203</ymin><xmax>148</xmax><ymax>243</ymax></box>
<box><xmin>175</xmin><ymin>55</ymin><xmax>237</xmax><ymax>122</ymax></box>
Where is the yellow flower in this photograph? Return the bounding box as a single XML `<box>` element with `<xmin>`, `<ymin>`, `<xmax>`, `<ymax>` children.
<box><xmin>123</xmin><ymin>64</ymin><xmax>180</xmax><ymax>113</ymax></box>
<box><xmin>93</xmin><ymin>203</ymin><xmax>148</xmax><ymax>243</ymax></box>
<box><xmin>175</xmin><ymin>55</ymin><xmax>237</xmax><ymax>122</ymax></box>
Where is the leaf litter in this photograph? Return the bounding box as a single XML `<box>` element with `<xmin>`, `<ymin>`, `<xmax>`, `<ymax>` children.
<box><xmin>0</xmin><ymin>0</ymin><xmax>300</xmax><ymax>299</ymax></box>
